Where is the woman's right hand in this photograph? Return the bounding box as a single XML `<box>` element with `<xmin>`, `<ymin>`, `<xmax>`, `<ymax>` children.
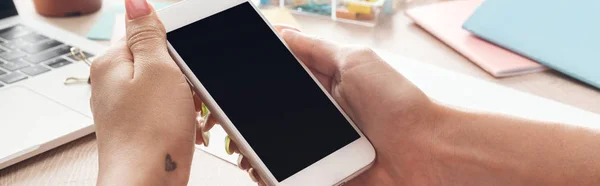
<box><xmin>202</xmin><ymin>28</ymin><xmax>447</xmax><ymax>186</ymax></box>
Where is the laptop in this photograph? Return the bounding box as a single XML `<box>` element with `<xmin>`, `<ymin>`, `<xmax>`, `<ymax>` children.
<box><xmin>0</xmin><ymin>1</ymin><xmax>105</xmax><ymax>169</ymax></box>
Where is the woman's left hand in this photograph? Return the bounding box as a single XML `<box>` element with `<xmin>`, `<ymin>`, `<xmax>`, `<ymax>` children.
<box><xmin>91</xmin><ymin>0</ymin><xmax>211</xmax><ymax>185</ymax></box>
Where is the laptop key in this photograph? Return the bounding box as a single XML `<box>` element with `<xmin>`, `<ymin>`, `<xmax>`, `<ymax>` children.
<box><xmin>0</xmin><ymin>84</ymin><xmax>3</xmax><ymax>88</ymax></box>
<box><xmin>22</xmin><ymin>39</ymin><xmax>63</xmax><ymax>54</ymax></box>
<box><xmin>0</xmin><ymin>50</ymin><xmax>26</xmax><ymax>61</ymax></box>
<box><xmin>0</xmin><ymin>60</ymin><xmax>29</xmax><ymax>71</ymax></box>
<box><xmin>21</xmin><ymin>65</ymin><xmax>50</xmax><ymax>76</ymax></box>
<box><xmin>21</xmin><ymin>33</ymin><xmax>49</xmax><ymax>44</ymax></box>
<box><xmin>0</xmin><ymin>72</ymin><xmax>28</xmax><ymax>84</ymax></box>
<box><xmin>1</xmin><ymin>39</ymin><xmax>29</xmax><ymax>49</ymax></box>
<box><xmin>0</xmin><ymin>69</ymin><xmax>6</xmax><ymax>76</ymax></box>
<box><xmin>24</xmin><ymin>45</ymin><xmax>71</xmax><ymax>64</ymax></box>
<box><xmin>0</xmin><ymin>25</ymin><xmax>31</xmax><ymax>40</ymax></box>
<box><xmin>46</xmin><ymin>58</ymin><xmax>72</xmax><ymax>68</ymax></box>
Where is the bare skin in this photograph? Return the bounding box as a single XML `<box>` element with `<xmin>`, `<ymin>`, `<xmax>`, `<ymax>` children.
<box><xmin>92</xmin><ymin>0</ymin><xmax>600</xmax><ymax>185</ymax></box>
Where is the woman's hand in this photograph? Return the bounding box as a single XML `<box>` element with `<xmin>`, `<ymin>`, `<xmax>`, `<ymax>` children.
<box><xmin>221</xmin><ymin>26</ymin><xmax>600</xmax><ymax>186</ymax></box>
<box><xmin>220</xmin><ymin>28</ymin><xmax>446</xmax><ymax>185</ymax></box>
<box><xmin>91</xmin><ymin>0</ymin><xmax>211</xmax><ymax>185</ymax></box>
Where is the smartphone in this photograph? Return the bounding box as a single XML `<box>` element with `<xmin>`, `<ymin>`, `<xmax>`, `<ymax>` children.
<box><xmin>159</xmin><ymin>1</ymin><xmax>375</xmax><ymax>185</ymax></box>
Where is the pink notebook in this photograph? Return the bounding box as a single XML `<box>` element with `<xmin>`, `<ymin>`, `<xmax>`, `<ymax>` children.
<box><xmin>405</xmin><ymin>0</ymin><xmax>546</xmax><ymax>77</ymax></box>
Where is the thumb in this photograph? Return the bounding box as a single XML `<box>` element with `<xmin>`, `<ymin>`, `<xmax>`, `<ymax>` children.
<box><xmin>281</xmin><ymin>30</ymin><xmax>341</xmax><ymax>77</ymax></box>
<box><xmin>125</xmin><ymin>0</ymin><xmax>171</xmax><ymax>67</ymax></box>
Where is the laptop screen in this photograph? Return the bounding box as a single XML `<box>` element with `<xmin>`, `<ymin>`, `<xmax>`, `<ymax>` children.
<box><xmin>0</xmin><ymin>1</ymin><xmax>18</xmax><ymax>19</ymax></box>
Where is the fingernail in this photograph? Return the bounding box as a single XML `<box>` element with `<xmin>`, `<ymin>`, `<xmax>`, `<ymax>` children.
<box><xmin>285</xmin><ymin>25</ymin><xmax>300</xmax><ymax>32</ymax></box>
<box><xmin>280</xmin><ymin>28</ymin><xmax>298</xmax><ymax>35</ymax></box>
<box><xmin>201</xmin><ymin>104</ymin><xmax>210</xmax><ymax>117</ymax></box>
<box><xmin>202</xmin><ymin>131</ymin><xmax>210</xmax><ymax>147</ymax></box>
<box><xmin>276</xmin><ymin>26</ymin><xmax>300</xmax><ymax>33</ymax></box>
<box><xmin>281</xmin><ymin>29</ymin><xmax>304</xmax><ymax>40</ymax></box>
<box><xmin>225</xmin><ymin>136</ymin><xmax>233</xmax><ymax>155</ymax></box>
<box><xmin>280</xmin><ymin>28</ymin><xmax>294</xmax><ymax>35</ymax></box>
<box><xmin>237</xmin><ymin>154</ymin><xmax>244</xmax><ymax>169</ymax></box>
<box><xmin>125</xmin><ymin>0</ymin><xmax>151</xmax><ymax>19</ymax></box>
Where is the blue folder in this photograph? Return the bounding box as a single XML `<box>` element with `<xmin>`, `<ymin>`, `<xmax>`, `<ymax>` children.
<box><xmin>463</xmin><ymin>0</ymin><xmax>600</xmax><ymax>89</ymax></box>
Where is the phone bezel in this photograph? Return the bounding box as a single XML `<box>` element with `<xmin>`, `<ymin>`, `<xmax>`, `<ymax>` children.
<box><xmin>159</xmin><ymin>1</ymin><xmax>376</xmax><ymax>185</ymax></box>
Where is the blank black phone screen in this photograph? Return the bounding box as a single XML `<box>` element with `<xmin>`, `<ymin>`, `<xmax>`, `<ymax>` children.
<box><xmin>167</xmin><ymin>2</ymin><xmax>360</xmax><ymax>181</ymax></box>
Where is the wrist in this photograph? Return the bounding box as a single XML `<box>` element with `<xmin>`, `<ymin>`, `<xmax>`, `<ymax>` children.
<box><xmin>365</xmin><ymin>101</ymin><xmax>452</xmax><ymax>185</ymax></box>
<box><xmin>97</xmin><ymin>140</ymin><xmax>194</xmax><ymax>186</ymax></box>
<box><xmin>425</xmin><ymin>104</ymin><xmax>499</xmax><ymax>186</ymax></box>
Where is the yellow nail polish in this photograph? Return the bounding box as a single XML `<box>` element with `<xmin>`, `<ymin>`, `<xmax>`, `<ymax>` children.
<box><xmin>201</xmin><ymin>103</ymin><xmax>210</xmax><ymax>117</ymax></box>
<box><xmin>225</xmin><ymin>136</ymin><xmax>233</xmax><ymax>155</ymax></box>
<box><xmin>202</xmin><ymin>131</ymin><xmax>210</xmax><ymax>147</ymax></box>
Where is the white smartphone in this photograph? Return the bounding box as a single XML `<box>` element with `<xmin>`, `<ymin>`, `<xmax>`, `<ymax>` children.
<box><xmin>159</xmin><ymin>1</ymin><xmax>376</xmax><ymax>185</ymax></box>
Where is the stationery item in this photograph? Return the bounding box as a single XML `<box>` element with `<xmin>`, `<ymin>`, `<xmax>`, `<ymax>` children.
<box><xmin>463</xmin><ymin>0</ymin><xmax>600</xmax><ymax>88</ymax></box>
<box><xmin>33</xmin><ymin>0</ymin><xmax>101</xmax><ymax>17</ymax></box>
<box><xmin>87</xmin><ymin>2</ymin><xmax>172</xmax><ymax>40</ymax></box>
<box><xmin>406</xmin><ymin>0</ymin><xmax>546</xmax><ymax>77</ymax></box>
<box><xmin>383</xmin><ymin>0</ymin><xmax>393</xmax><ymax>14</ymax></box>
<box><xmin>336</xmin><ymin>8</ymin><xmax>357</xmax><ymax>20</ymax></box>
<box><xmin>64</xmin><ymin>47</ymin><xmax>93</xmax><ymax>85</ymax></box>
<box><xmin>347</xmin><ymin>2</ymin><xmax>372</xmax><ymax>14</ymax></box>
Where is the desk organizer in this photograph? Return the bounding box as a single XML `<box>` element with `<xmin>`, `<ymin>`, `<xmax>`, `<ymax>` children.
<box><xmin>260</xmin><ymin>0</ymin><xmax>392</xmax><ymax>27</ymax></box>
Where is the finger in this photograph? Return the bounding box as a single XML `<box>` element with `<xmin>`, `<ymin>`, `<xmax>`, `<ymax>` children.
<box><xmin>125</xmin><ymin>0</ymin><xmax>174</xmax><ymax>72</ymax></box>
<box><xmin>203</xmin><ymin>115</ymin><xmax>218</xmax><ymax>131</ymax></box>
<box><xmin>281</xmin><ymin>29</ymin><xmax>341</xmax><ymax>77</ymax></box>
<box><xmin>237</xmin><ymin>154</ymin><xmax>251</xmax><ymax>170</ymax></box>
<box><xmin>195</xmin><ymin>117</ymin><xmax>204</xmax><ymax>145</ymax></box>
<box><xmin>195</xmin><ymin>96</ymin><xmax>219</xmax><ymax>131</ymax></box>
<box><xmin>193</xmin><ymin>92</ymin><xmax>203</xmax><ymax>112</ymax></box>
<box><xmin>248</xmin><ymin>168</ymin><xmax>260</xmax><ymax>183</ymax></box>
<box><xmin>225</xmin><ymin>136</ymin><xmax>240</xmax><ymax>155</ymax></box>
<box><xmin>195</xmin><ymin>117</ymin><xmax>210</xmax><ymax>146</ymax></box>
<box><xmin>273</xmin><ymin>24</ymin><xmax>300</xmax><ymax>34</ymax></box>
<box><xmin>258</xmin><ymin>180</ymin><xmax>267</xmax><ymax>186</ymax></box>
<box><xmin>308</xmin><ymin>67</ymin><xmax>333</xmax><ymax>93</ymax></box>
<box><xmin>248</xmin><ymin>168</ymin><xmax>266</xmax><ymax>185</ymax></box>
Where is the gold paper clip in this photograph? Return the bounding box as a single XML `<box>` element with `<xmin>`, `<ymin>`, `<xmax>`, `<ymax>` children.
<box><xmin>64</xmin><ymin>47</ymin><xmax>92</xmax><ymax>85</ymax></box>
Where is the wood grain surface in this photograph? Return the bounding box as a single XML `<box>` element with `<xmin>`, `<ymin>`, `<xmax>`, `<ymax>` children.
<box><xmin>2</xmin><ymin>0</ymin><xmax>599</xmax><ymax>185</ymax></box>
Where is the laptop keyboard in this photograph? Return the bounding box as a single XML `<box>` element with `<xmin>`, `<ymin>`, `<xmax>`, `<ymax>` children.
<box><xmin>0</xmin><ymin>25</ymin><xmax>93</xmax><ymax>87</ymax></box>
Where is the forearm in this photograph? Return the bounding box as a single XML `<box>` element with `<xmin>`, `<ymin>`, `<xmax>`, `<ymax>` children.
<box><xmin>432</xmin><ymin>106</ymin><xmax>600</xmax><ymax>186</ymax></box>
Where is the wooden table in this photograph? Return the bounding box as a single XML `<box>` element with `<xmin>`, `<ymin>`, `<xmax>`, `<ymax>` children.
<box><xmin>2</xmin><ymin>0</ymin><xmax>599</xmax><ymax>185</ymax></box>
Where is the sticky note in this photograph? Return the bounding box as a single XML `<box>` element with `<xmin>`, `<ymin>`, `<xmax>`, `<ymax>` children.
<box><xmin>347</xmin><ymin>2</ymin><xmax>372</xmax><ymax>14</ymax></box>
<box><xmin>336</xmin><ymin>8</ymin><xmax>357</xmax><ymax>20</ymax></box>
